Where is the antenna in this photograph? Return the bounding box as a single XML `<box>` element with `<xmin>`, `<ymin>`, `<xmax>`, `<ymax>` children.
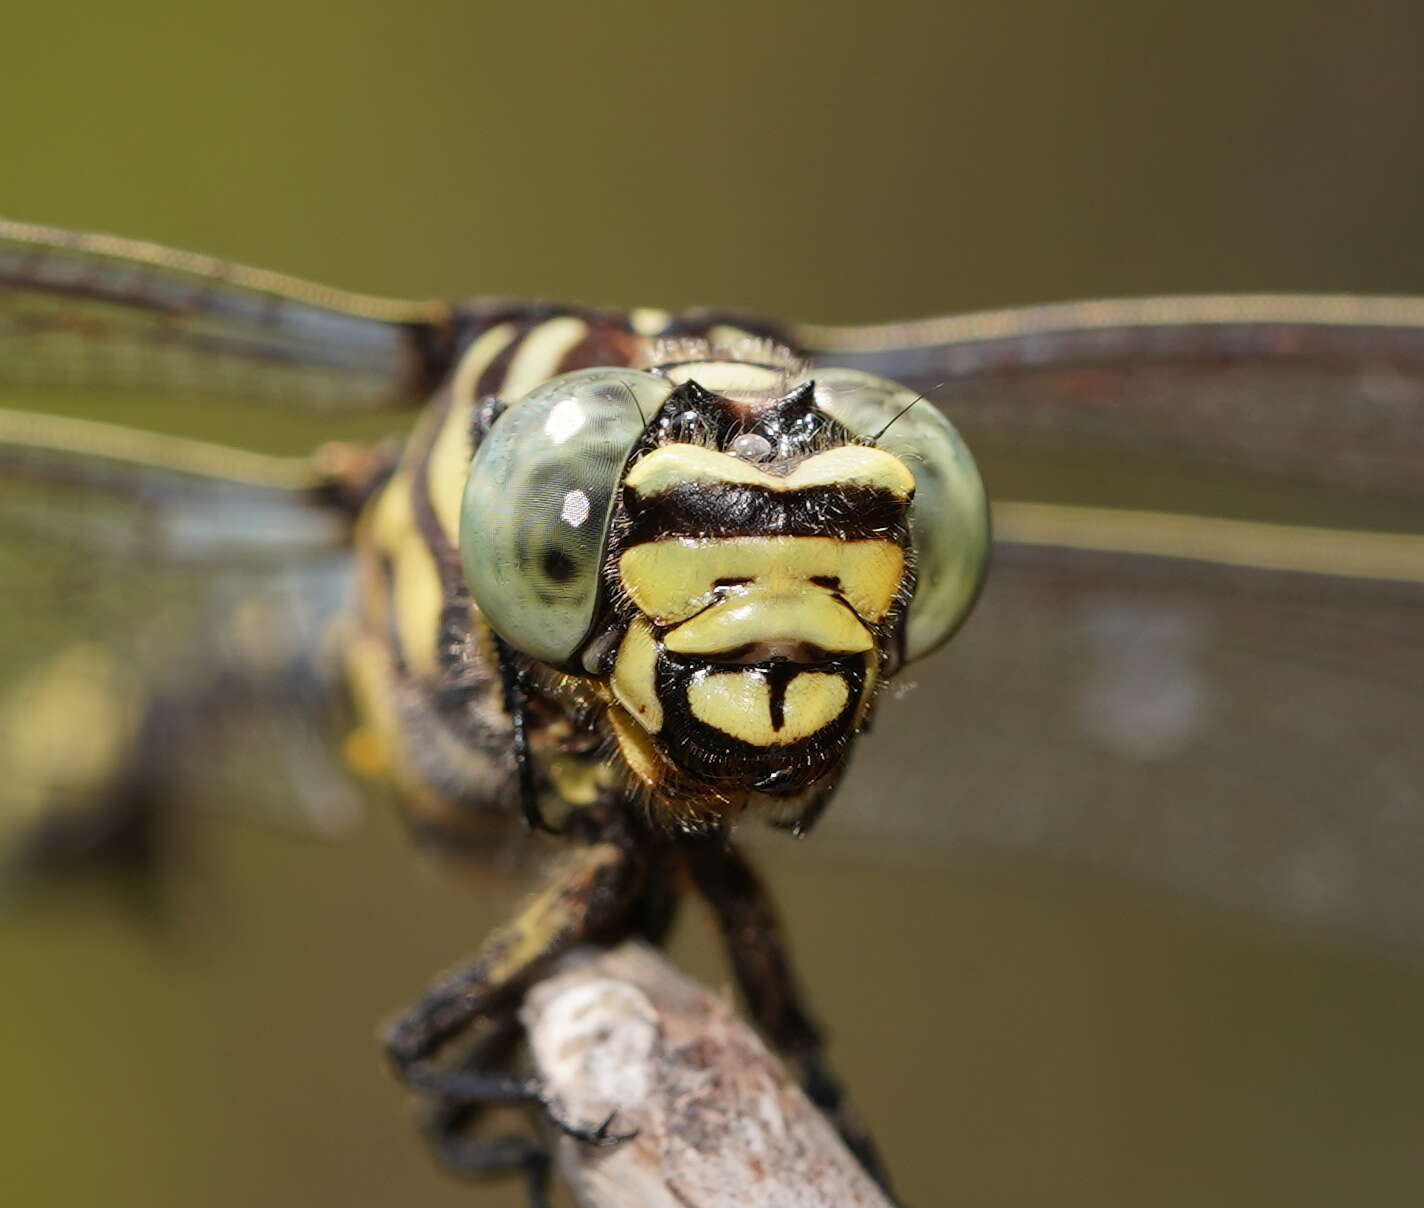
<box><xmin>617</xmin><ymin>379</ymin><xmax>648</xmax><ymax>426</ymax></box>
<box><xmin>871</xmin><ymin>380</ymin><xmax>944</xmax><ymax>441</ymax></box>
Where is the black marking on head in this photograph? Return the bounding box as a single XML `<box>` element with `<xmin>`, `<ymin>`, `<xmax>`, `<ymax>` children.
<box><xmin>650</xmin><ymin>650</ymin><xmax>868</xmax><ymax>796</ymax></box>
<box><xmin>764</xmin><ymin>661</ymin><xmax>801</xmax><ymax>732</ymax></box>
<box><xmin>641</xmin><ymin>379</ymin><xmax>850</xmax><ymax>462</ymax></box>
<box><xmin>621</xmin><ymin>483</ymin><xmax>910</xmax><ymax>545</ymax></box>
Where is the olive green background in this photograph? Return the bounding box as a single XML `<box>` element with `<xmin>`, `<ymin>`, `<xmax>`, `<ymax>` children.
<box><xmin>5</xmin><ymin>3</ymin><xmax>1424</xmax><ymax>1206</ymax></box>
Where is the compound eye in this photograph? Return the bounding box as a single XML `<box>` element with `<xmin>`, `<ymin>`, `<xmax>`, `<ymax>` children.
<box><xmin>801</xmin><ymin>368</ymin><xmax>990</xmax><ymax>662</ymax></box>
<box><xmin>460</xmin><ymin>368</ymin><xmax>672</xmax><ymax>667</ymax></box>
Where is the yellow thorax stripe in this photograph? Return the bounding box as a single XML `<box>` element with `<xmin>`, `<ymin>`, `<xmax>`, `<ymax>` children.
<box><xmin>624</xmin><ymin>443</ymin><xmax>915</xmax><ymax>498</ymax></box>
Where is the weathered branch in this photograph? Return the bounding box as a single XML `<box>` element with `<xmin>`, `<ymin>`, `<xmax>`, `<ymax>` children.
<box><xmin>520</xmin><ymin>941</ymin><xmax>895</xmax><ymax>1208</ymax></box>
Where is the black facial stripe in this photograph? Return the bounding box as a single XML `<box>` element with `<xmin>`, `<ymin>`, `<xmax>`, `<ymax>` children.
<box><xmin>650</xmin><ymin>650</ymin><xmax>868</xmax><ymax>795</ymax></box>
<box><xmin>623</xmin><ymin>483</ymin><xmax>910</xmax><ymax>544</ymax></box>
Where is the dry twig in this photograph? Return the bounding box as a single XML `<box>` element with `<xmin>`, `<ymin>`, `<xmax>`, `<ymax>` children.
<box><xmin>521</xmin><ymin>941</ymin><xmax>894</xmax><ymax>1208</ymax></box>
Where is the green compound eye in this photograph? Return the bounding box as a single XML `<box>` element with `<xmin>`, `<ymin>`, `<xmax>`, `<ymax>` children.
<box><xmin>460</xmin><ymin>368</ymin><xmax>672</xmax><ymax>668</ymax></box>
<box><xmin>801</xmin><ymin>368</ymin><xmax>990</xmax><ymax>662</ymax></box>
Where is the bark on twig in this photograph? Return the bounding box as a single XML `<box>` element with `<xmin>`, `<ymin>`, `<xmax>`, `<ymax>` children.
<box><xmin>520</xmin><ymin>941</ymin><xmax>894</xmax><ymax>1208</ymax></box>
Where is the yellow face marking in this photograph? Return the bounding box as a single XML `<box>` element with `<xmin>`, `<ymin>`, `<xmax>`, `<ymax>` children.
<box><xmin>854</xmin><ymin>648</ymin><xmax>879</xmax><ymax>727</ymax></box>
<box><xmin>610</xmin><ymin>619</ymin><xmax>664</xmax><ymax>733</ymax></box>
<box><xmin>665</xmin><ymin>591</ymin><xmax>871</xmax><ymax>657</ymax></box>
<box><xmin>619</xmin><ymin>536</ymin><xmax>905</xmax><ymax>627</ymax></box>
<box><xmin>687</xmin><ymin>670</ymin><xmax>850</xmax><ymax>746</ymax></box>
<box><xmin>607</xmin><ymin>704</ymin><xmax>666</xmax><ymax>790</ymax></box>
<box><xmin>625</xmin><ymin>443</ymin><xmax>915</xmax><ymax>498</ymax></box>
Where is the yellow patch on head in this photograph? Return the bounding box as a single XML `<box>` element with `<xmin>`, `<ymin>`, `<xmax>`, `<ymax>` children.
<box><xmin>625</xmin><ymin>443</ymin><xmax>915</xmax><ymax>498</ymax></box>
<box><xmin>686</xmin><ymin>670</ymin><xmax>850</xmax><ymax>746</ymax></box>
<box><xmin>665</xmin><ymin>592</ymin><xmax>871</xmax><ymax>656</ymax></box>
<box><xmin>607</xmin><ymin>704</ymin><xmax>666</xmax><ymax>789</ymax></box>
<box><xmin>610</xmin><ymin>619</ymin><xmax>664</xmax><ymax>733</ymax></box>
<box><xmin>619</xmin><ymin>536</ymin><xmax>905</xmax><ymax>629</ymax></box>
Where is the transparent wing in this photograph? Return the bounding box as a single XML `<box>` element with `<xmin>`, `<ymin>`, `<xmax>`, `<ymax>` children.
<box><xmin>797</xmin><ymin>297</ymin><xmax>1424</xmax><ymax>957</ymax></box>
<box><xmin>0</xmin><ymin>406</ymin><xmax>357</xmax><ymax>554</ymax></box>
<box><xmin>0</xmin><ymin>217</ymin><xmax>456</xmax><ymax>413</ymax></box>
<box><xmin>0</xmin><ymin>417</ymin><xmax>367</xmax><ymax>883</ymax></box>
<box><xmin>796</xmin><ymin>295</ymin><xmax>1424</xmax><ymax>523</ymax></box>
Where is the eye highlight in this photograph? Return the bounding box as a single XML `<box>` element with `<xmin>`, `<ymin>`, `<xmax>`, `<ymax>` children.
<box><xmin>798</xmin><ymin>368</ymin><xmax>990</xmax><ymax>662</ymax></box>
<box><xmin>459</xmin><ymin>368</ymin><xmax>673</xmax><ymax>668</ymax></box>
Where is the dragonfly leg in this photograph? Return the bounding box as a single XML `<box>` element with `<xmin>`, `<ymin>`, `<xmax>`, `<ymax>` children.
<box><xmin>383</xmin><ymin>837</ymin><xmax>647</xmax><ymax>1144</ymax></box>
<box><xmin>492</xmin><ymin>634</ymin><xmax>556</xmax><ymax>835</ymax></box>
<box><xmin>417</xmin><ymin>1013</ymin><xmax>553</xmax><ymax>1207</ymax></box>
<box><xmin>685</xmin><ymin>837</ymin><xmax>898</xmax><ymax>1198</ymax></box>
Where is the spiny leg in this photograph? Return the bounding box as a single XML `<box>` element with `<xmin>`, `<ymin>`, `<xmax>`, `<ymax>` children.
<box><xmin>492</xmin><ymin>634</ymin><xmax>553</xmax><ymax>835</ymax></box>
<box><xmin>384</xmin><ymin>837</ymin><xmax>648</xmax><ymax>1147</ymax></box>
<box><xmin>629</xmin><ymin>846</ymin><xmax>683</xmax><ymax>948</ymax></box>
<box><xmin>685</xmin><ymin>836</ymin><xmax>897</xmax><ymax>1196</ymax></box>
<box><xmin>420</xmin><ymin>1013</ymin><xmax>552</xmax><ymax>1206</ymax></box>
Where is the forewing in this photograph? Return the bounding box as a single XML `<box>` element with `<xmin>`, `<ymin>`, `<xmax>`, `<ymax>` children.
<box><xmin>0</xmin><ymin>217</ymin><xmax>455</xmax><ymax>413</ymax></box>
<box><xmin>0</xmin><ymin>419</ymin><xmax>365</xmax><ymax>876</ymax></box>
<box><xmin>796</xmin><ymin>295</ymin><xmax>1424</xmax><ymax>523</ymax></box>
<box><xmin>799</xmin><ymin>298</ymin><xmax>1424</xmax><ymax>956</ymax></box>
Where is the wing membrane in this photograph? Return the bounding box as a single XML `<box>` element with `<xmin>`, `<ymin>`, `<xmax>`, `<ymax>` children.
<box><xmin>832</xmin><ymin>546</ymin><xmax>1424</xmax><ymax>956</ymax></box>
<box><xmin>0</xmin><ymin>405</ymin><xmax>367</xmax><ymax>871</ymax></box>
<box><xmin>797</xmin><ymin>296</ymin><xmax>1424</xmax><ymax>955</ymax></box>
<box><xmin>0</xmin><ymin>218</ymin><xmax>456</xmax><ymax>412</ymax></box>
<box><xmin>796</xmin><ymin>295</ymin><xmax>1424</xmax><ymax>529</ymax></box>
<box><xmin>0</xmin><ymin>407</ymin><xmax>353</xmax><ymax>559</ymax></box>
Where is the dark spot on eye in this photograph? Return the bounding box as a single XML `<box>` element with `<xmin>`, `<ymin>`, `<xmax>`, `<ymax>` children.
<box><xmin>543</xmin><ymin>549</ymin><xmax>577</xmax><ymax>583</ymax></box>
<box><xmin>810</xmin><ymin>575</ymin><xmax>840</xmax><ymax>590</ymax></box>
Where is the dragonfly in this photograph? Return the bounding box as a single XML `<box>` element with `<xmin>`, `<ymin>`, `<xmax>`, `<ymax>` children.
<box><xmin>2</xmin><ymin>218</ymin><xmax>1423</xmax><ymax>1205</ymax></box>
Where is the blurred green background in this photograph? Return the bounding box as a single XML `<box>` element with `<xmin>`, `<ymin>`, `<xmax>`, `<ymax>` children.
<box><xmin>5</xmin><ymin>2</ymin><xmax>1424</xmax><ymax>1206</ymax></box>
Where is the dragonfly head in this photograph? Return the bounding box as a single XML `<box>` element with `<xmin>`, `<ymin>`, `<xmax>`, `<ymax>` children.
<box><xmin>461</xmin><ymin>357</ymin><xmax>988</xmax><ymax>828</ymax></box>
